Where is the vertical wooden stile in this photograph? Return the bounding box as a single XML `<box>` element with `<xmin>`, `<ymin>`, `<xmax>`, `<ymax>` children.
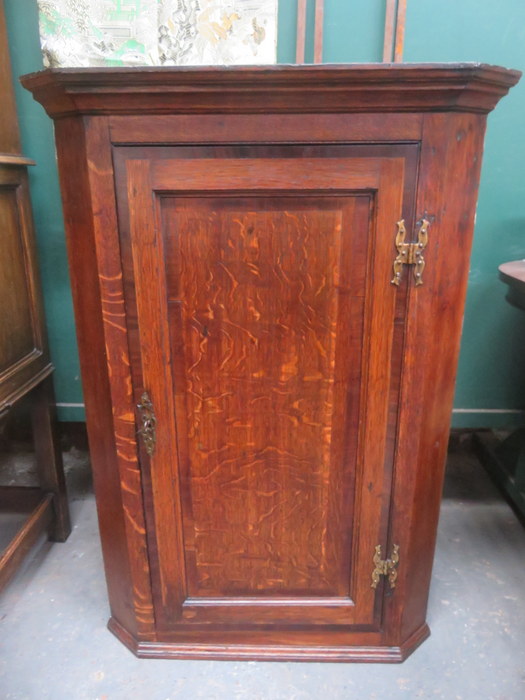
<box><xmin>383</xmin><ymin>0</ymin><xmax>397</xmax><ymax>62</ymax></box>
<box><xmin>314</xmin><ymin>0</ymin><xmax>324</xmax><ymax>63</ymax></box>
<box><xmin>296</xmin><ymin>0</ymin><xmax>307</xmax><ymax>63</ymax></box>
<box><xmin>383</xmin><ymin>0</ymin><xmax>407</xmax><ymax>63</ymax></box>
<box><xmin>394</xmin><ymin>0</ymin><xmax>407</xmax><ymax>62</ymax></box>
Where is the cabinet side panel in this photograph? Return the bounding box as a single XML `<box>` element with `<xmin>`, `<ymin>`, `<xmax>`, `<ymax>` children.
<box><xmin>0</xmin><ymin>185</ymin><xmax>36</xmax><ymax>371</ymax></box>
<box><xmin>0</xmin><ymin>166</ymin><xmax>51</xmax><ymax>406</ymax></box>
<box><xmin>0</xmin><ymin>0</ymin><xmax>21</xmax><ymax>155</ymax></box>
<box><xmin>53</xmin><ymin>116</ymin><xmax>154</xmax><ymax>638</ymax></box>
<box><xmin>386</xmin><ymin>113</ymin><xmax>487</xmax><ymax>643</ymax></box>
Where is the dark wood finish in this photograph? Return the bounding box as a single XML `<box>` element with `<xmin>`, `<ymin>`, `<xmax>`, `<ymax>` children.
<box><xmin>473</xmin><ymin>260</ymin><xmax>525</xmax><ymax>525</ymax></box>
<box><xmin>114</xmin><ymin>145</ymin><xmax>416</xmax><ymax>633</ymax></box>
<box><xmin>391</xmin><ymin>111</ymin><xmax>488</xmax><ymax>644</ymax></box>
<box><xmin>0</xmin><ymin>165</ymin><xmax>51</xmax><ymax>404</ymax></box>
<box><xmin>0</xmin><ymin>0</ymin><xmax>70</xmax><ymax>594</ymax></box>
<box><xmin>109</xmin><ymin>113</ymin><xmax>423</xmax><ymax>144</ymax></box>
<box><xmin>49</xmin><ymin>115</ymin><xmax>155</xmax><ymax>639</ymax></box>
<box><xmin>499</xmin><ymin>260</ymin><xmax>525</xmax><ymax>309</ymax></box>
<box><xmin>0</xmin><ymin>0</ymin><xmax>20</xmax><ymax>155</ymax></box>
<box><xmin>0</xmin><ymin>486</ymin><xmax>45</xmax><ymax>511</ymax></box>
<box><xmin>474</xmin><ymin>431</ymin><xmax>525</xmax><ymax>527</ymax></box>
<box><xmin>22</xmin><ymin>64</ymin><xmax>520</xmax><ymax>661</ymax></box>
<box><xmin>107</xmin><ymin>614</ymin><xmax>430</xmax><ymax>662</ymax></box>
<box><xmin>31</xmin><ymin>377</ymin><xmax>70</xmax><ymax>541</ymax></box>
<box><xmin>21</xmin><ymin>64</ymin><xmax>520</xmax><ymax>116</ymax></box>
<box><xmin>0</xmin><ymin>185</ymin><xmax>35</xmax><ymax>371</ymax></box>
<box><xmin>0</xmin><ymin>491</ymin><xmax>53</xmax><ymax>593</ymax></box>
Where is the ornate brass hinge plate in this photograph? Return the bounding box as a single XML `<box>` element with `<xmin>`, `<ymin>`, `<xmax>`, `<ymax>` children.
<box><xmin>391</xmin><ymin>219</ymin><xmax>430</xmax><ymax>286</ymax></box>
<box><xmin>371</xmin><ymin>544</ymin><xmax>400</xmax><ymax>589</ymax></box>
<box><xmin>137</xmin><ymin>391</ymin><xmax>156</xmax><ymax>457</ymax></box>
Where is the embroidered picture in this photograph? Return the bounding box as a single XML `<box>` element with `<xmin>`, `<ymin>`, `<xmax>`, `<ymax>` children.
<box><xmin>38</xmin><ymin>0</ymin><xmax>277</xmax><ymax>67</ymax></box>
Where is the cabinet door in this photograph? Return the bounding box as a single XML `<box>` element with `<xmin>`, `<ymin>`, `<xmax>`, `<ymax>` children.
<box><xmin>115</xmin><ymin>144</ymin><xmax>417</xmax><ymax>634</ymax></box>
<box><xmin>0</xmin><ymin>166</ymin><xmax>48</xmax><ymax>405</ymax></box>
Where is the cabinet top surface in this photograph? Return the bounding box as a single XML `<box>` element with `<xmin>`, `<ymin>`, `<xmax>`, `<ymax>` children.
<box><xmin>21</xmin><ymin>63</ymin><xmax>521</xmax><ymax>118</ymax></box>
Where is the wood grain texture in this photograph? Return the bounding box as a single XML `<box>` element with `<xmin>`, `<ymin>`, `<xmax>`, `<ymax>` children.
<box><xmin>53</xmin><ymin>116</ymin><xmax>154</xmax><ymax>638</ymax></box>
<box><xmin>125</xmin><ymin>159</ymin><xmax>187</xmax><ymax>632</ymax></box>
<box><xmin>392</xmin><ymin>112</ymin><xmax>489</xmax><ymax>643</ymax></box>
<box><xmin>22</xmin><ymin>64</ymin><xmax>520</xmax><ymax>661</ymax></box>
<box><xmin>83</xmin><ymin>117</ymin><xmax>156</xmax><ymax>637</ymax></box>
<box><xmin>0</xmin><ymin>0</ymin><xmax>21</xmax><ymax>154</ymax></box>
<box><xmin>21</xmin><ymin>64</ymin><xmax>521</xmax><ymax>117</ymax></box>
<box><xmin>116</xmin><ymin>144</ymin><xmax>415</xmax><ymax>633</ymax></box>
<box><xmin>166</xmin><ymin>195</ymin><xmax>363</xmax><ymax>599</ymax></box>
<box><xmin>0</xmin><ymin>166</ymin><xmax>50</xmax><ymax>407</ymax></box>
<box><xmin>0</xmin><ymin>0</ymin><xmax>70</xmax><ymax>582</ymax></box>
<box><xmin>109</xmin><ymin>113</ymin><xmax>423</xmax><ymax>145</ymax></box>
<box><xmin>0</xmin><ymin>186</ymin><xmax>35</xmax><ymax>371</ymax></box>
<box><xmin>0</xmin><ymin>0</ymin><xmax>50</xmax><ymax>408</ymax></box>
<box><xmin>109</xmin><ymin>614</ymin><xmax>430</xmax><ymax>662</ymax></box>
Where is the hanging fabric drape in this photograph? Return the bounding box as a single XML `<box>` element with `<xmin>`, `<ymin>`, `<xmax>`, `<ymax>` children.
<box><xmin>37</xmin><ymin>0</ymin><xmax>277</xmax><ymax>67</ymax></box>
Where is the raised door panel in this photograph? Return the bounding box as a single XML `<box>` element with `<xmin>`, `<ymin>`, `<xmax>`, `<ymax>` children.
<box><xmin>115</xmin><ymin>145</ymin><xmax>418</xmax><ymax>636</ymax></box>
<box><xmin>0</xmin><ymin>186</ymin><xmax>34</xmax><ymax>372</ymax></box>
<box><xmin>0</xmin><ymin>167</ymin><xmax>48</xmax><ymax>404</ymax></box>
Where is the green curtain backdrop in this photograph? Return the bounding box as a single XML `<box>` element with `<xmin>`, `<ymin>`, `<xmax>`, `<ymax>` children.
<box><xmin>5</xmin><ymin>0</ymin><xmax>525</xmax><ymax>426</ymax></box>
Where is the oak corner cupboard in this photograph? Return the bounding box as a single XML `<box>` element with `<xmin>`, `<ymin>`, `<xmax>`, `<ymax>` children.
<box><xmin>21</xmin><ymin>63</ymin><xmax>520</xmax><ymax>662</ymax></box>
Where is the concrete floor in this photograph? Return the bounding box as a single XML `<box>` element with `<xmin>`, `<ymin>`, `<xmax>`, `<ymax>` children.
<box><xmin>0</xmin><ymin>439</ymin><xmax>524</xmax><ymax>699</ymax></box>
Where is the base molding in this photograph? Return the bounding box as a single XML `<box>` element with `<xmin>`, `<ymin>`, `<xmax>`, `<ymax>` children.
<box><xmin>108</xmin><ymin>616</ymin><xmax>430</xmax><ymax>663</ymax></box>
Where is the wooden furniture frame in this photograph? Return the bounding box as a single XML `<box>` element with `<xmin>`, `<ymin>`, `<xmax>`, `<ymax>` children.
<box><xmin>22</xmin><ymin>63</ymin><xmax>520</xmax><ymax>662</ymax></box>
<box><xmin>296</xmin><ymin>0</ymin><xmax>406</xmax><ymax>65</ymax></box>
<box><xmin>383</xmin><ymin>0</ymin><xmax>407</xmax><ymax>62</ymax></box>
<box><xmin>0</xmin><ymin>0</ymin><xmax>70</xmax><ymax>594</ymax></box>
<box><xmin>474</xmin><ymin>260</ymin><xmax>525</xmax><ymax>526</ymax></box>
<box><xmin>296</xmin><ymin>0</ymin><xmax>324</xmax><ymax>64</ymax></box>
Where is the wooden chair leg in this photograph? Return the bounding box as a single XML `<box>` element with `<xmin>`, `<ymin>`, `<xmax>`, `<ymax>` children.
<box><xmin>30</xmin><ymin>377</ymin><xmax>71</xmax><ymax>542</ymax></box>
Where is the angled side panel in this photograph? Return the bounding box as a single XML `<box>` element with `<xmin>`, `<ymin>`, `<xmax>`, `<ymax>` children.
<box><xmin>53</xmin><ymin>116</ymin><xmax>155</xmax><ymax>639</ymax></box>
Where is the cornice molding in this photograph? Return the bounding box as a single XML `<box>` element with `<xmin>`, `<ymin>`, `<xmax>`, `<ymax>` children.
<box><xmin>21</xmin><ymin>63</ymin><xmax>521</xmax><ymax>118</ymax></box>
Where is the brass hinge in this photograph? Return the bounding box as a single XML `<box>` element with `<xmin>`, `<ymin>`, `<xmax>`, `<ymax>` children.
<box><xmin>391</xmin><ymin>219</ymin><xmax>430</xmax><ymax>286</ymax></box>
<box><xmin>137</xmin><ymin>391</ymin><xmax>157</xmax><ymax>456</ymax></box>
<box><xmin>371</xmin><ymin>544</ymin><xmax>400</xmax><ymax>589</ymax></box>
